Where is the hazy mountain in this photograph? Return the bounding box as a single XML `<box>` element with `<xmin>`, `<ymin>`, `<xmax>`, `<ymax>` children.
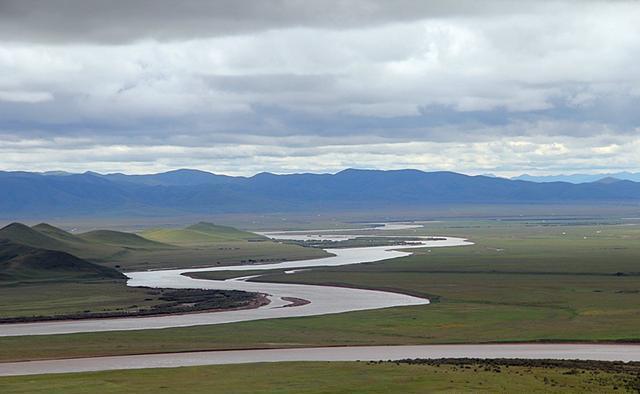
<box><xmin>593</xmin><ymin>177</ymin><xmax>623</xmax><ymax>185</ymax></box>
<box><xmin>513</xmin><ymin>172</ymin><xmax>640</xmax><ymax>183</ymax></box>
<box><xmin>1</xmin><ymin>168</ymin><xmax>639</xmax><ymax>218</ymax></box>
<box><xmin>96</xmin><ymin>169</ymin><xmax>238</xmax><ymax>186</ymax></box>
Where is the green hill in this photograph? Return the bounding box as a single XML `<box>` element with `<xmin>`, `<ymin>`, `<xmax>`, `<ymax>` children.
<box><xmin>140</xmin><ymin>228</ymin><xmax>222</xmax><ymax>245</ymax></box>
<box><xmin>0</xmin><ymin>222</ymin><xmax>121</xmax><ymax>260</ymax></box>
<box><xmin>185</xmin><ymin>222</ymin><xmax>263</xmax><ymax>239</ymax></box>
<box><xmin>0</xmin><ymin>221</ymin><xmax>323</xmax><ymax>272</ymax></box>
<box><xmin>78</xmin><ymin>230</ymin><xmax>174</xmax><ymax>249</ymax></box>
<box><xmin>0</xmin><ymin>222</ymin><xmax>178</xmax><ymax>264</ymax></box>
<box><xmin>142</xmin><ymin>222</ymin><xmax>264</xmax><ymax>245</ymax></box>
<box><xmin>0</xmin><ymin>223</ymin><xmax>69</xmax><ymax>251</ymax></box>
<box><xmin>0</xmin><ymin>240</ymin><xmax>126</xmax><ymax>283</ymax></box>
<box><xmin>31</xmin><ymin>223</ymin><xmax>90</xmax><ymax>245</ymax></box>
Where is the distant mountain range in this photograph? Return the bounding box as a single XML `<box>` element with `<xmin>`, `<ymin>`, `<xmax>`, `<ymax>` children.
<box><xmin>512</xmin><ymin>172</ymin><xmax>640</xmax><ymax>183</ymax></box>
<box><xmin>1</xmin><ymin>168</ymin><xmax>639</xmax><ymax>218</ymax></box>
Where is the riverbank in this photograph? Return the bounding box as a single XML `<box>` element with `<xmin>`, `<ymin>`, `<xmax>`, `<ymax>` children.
<box><xmin>0</xmin><ymin>288</ymin><xmax>268</xmax><ymax>324</ymax></box>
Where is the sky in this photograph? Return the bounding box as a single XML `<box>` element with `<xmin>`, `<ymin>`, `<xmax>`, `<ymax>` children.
<box><xmin>0</xmin><ymin>0</ymin><xmax>639</xmax><ymax>176</ymax></box>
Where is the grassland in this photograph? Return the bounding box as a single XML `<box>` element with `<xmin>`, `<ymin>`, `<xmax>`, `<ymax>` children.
<box><xmin>141</xmin><ymin>222</ymin><xmax>265</xmax><ymax>245</ymax></box>
<box><xmin>2</xmin><ymin>219</ymin><xmax>639</xmax><ymax>361</ymax></box>
<box><xmin>2</xmin><ymin>359</ymin><xmax>639</xmax><ymax>393</ymax></box>
<box><xmin>0</xmin><ymin>280</ymin><xmax>260</xmax><ymax>322</ymax></box>
<box><xmin>0</xmin><ymin>282</ymin><xmax>169</xmax><ymax>319</ymax></box>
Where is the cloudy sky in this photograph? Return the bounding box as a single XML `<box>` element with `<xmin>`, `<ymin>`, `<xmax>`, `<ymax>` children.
<box><xmin>1</xmin><ymin>0</ymin><xmax>639</xmax><ymax>176</ymax></box>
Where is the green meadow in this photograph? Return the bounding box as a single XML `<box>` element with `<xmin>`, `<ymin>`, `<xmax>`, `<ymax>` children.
<box><xmin>1</xmin><ymin>219</ymin><xmax>639</xmax><ymax>361</ymax></box>
<box><xmin>0</xmin><ymin>282</ymin><xmax>166</xmax><ymax>319</ymax></box>
<box><xmin>2</xmin><ymin>360</ymin><xmax>638</xmax><ymax>393</ymax></box>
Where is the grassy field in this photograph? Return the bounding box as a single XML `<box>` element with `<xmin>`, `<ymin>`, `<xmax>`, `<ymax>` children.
<box><xmin>141</xmin><ymin>222</ymin><xmax>265</xmax><ymax>245</ymax></box>
<box><xmin>1</xmin><ymin>219</ymin><xmax>639</xmax><ymax>361</ymax></box>
<box><xmin>2</xmin><ymin>359</ymin><xmax>638</xmax><ymax>393</ymax></box>
<box><xmin>0</xmin><ymin>281</ymin><xmax>259</xmax><ymax>321</ymax></box>
<box><xmin>0</xmin><ymin>281</ymin><xmax>167</xmax><ymax>319</ymax></box>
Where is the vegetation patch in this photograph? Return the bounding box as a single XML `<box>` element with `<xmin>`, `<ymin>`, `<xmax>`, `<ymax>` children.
<box><xmin>1</xmin><ymin>359</ymin><xmax>639</xmax><ymax>393</ymax></box>
<box><xmin>0</xmin><ymin>288</ymin><xmax>264</xmax><ymax>323</ymax></box>
<box><xmin>284</xmin><ymin>236</ymin><xmax>441</xmax><ymax>249</ymax></box>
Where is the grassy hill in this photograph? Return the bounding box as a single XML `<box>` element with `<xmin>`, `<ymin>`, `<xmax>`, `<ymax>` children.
<box><xmin>142</xmin><ymin>222</ymin><xmax>265</xmax><ymax>246</ymax></box>
<box><xmin>78</xmin><ymin>230</ymin><xmax>174</xmax><ymax>249</ymax></box>
<box><xmin>186</xmin><ymin>222</ymin><xmax>264</xmax><ymax>240</ymax></box>
<box><xmin>0</xmin><ymin>222</ymin><xmax>122</xmax><ymax>261</ymax></box>
<box><xmin>0</xmin><ymin>240</ymin><xmax>126</xmax><ymax>283</ymax></box>
<box><xmin>0</xmin><ymin>222</ymin><xmax>178</xmax><ymax>264</ymax></box>
<box><xmin>32</xmin><ymin>223</ymin><xmax>92</xmax><ymax>245</ymax></box>
<box><xmin>0</xmin><ymin>222</ymin><xmax>70</xmax><ymax>251</ymax></box>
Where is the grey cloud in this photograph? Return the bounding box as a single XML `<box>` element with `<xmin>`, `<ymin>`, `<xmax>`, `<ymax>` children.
<box><xmin>206</xmin><ymin>73</ymin><xmax>337</xmax><ymax>93</ymax></box>
<box><xmin>0</xmin><ymin>0</ymin><xmax>639</xmax><ymax>175</ymax></box>
<box><xmin>0</xmin><ymin>0</ymin><xmax>548</xmax><ymax>44</ymax></box>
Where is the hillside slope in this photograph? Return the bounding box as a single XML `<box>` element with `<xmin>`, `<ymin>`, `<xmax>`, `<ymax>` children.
<box><xmin>142</xmin><ymin>222</ymin><xmax>264</xmax><ymax>246</ymax></box>
<box><xmin>78</xmin><ymin>230</ymin><xmax>175</xmax><ymax>248</ymax></box>
<box><xmin>0</xmin><ymin>240</ymin><xmax>126</xmax><ymax>282</ymax></box>
<box><xmin>185</xmin><ymin>222</ymin><xmax>266</xmax><ymax>240</ymax></box>
<box><xmin>0</xmin><ymin>222</ymin><xmax>176</xmax><ymax>263</ymax></box>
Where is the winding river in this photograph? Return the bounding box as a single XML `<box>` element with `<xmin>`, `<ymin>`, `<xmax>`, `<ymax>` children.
<box><xmin>0</xmin><ymin>223</ymin><xmax>471</xmax><ymax>337</ymax></box>
<box><xmin>2</xmin><ymin>223</ymin><xmax>640</xmax><ymax>375</ymax></box>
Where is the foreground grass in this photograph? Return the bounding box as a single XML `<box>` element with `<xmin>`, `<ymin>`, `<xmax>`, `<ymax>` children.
<box><xmin>2</xmin><ymin>360</ymin><xmax>638</xmax><ymax>393</ymax></box>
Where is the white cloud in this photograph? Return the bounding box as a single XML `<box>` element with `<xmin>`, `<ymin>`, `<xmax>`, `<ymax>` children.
<box><xmin>1</xmin><ymin>132</ymin><xmax>638</xmax><ymax>177</ymax></box>
<box><xmin>0</xmin><ymin>1</ymin><xmax>639</xmax><ymax>175</ymax></box>
<box><xmin>0</xmin><ymin>90</ymin><xmax>52</xmax><ymax>103</ymax></box>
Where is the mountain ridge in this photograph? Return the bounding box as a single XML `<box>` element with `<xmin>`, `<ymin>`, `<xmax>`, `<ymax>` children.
<box><xmin>513</xmin><ymin>172</ymin><xmax>640</xmax><ymax>184</ymax></box>
<box><xmin>1</xmin><ymin>168</ymin><xmax>639</xmax><ymax>218</ymax></box>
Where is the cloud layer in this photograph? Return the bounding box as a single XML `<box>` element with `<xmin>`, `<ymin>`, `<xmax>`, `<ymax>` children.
<box><xmin>0</xmin><ymin>0</ymin><xmax>639</xmax><ymax>175</ymax></box>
